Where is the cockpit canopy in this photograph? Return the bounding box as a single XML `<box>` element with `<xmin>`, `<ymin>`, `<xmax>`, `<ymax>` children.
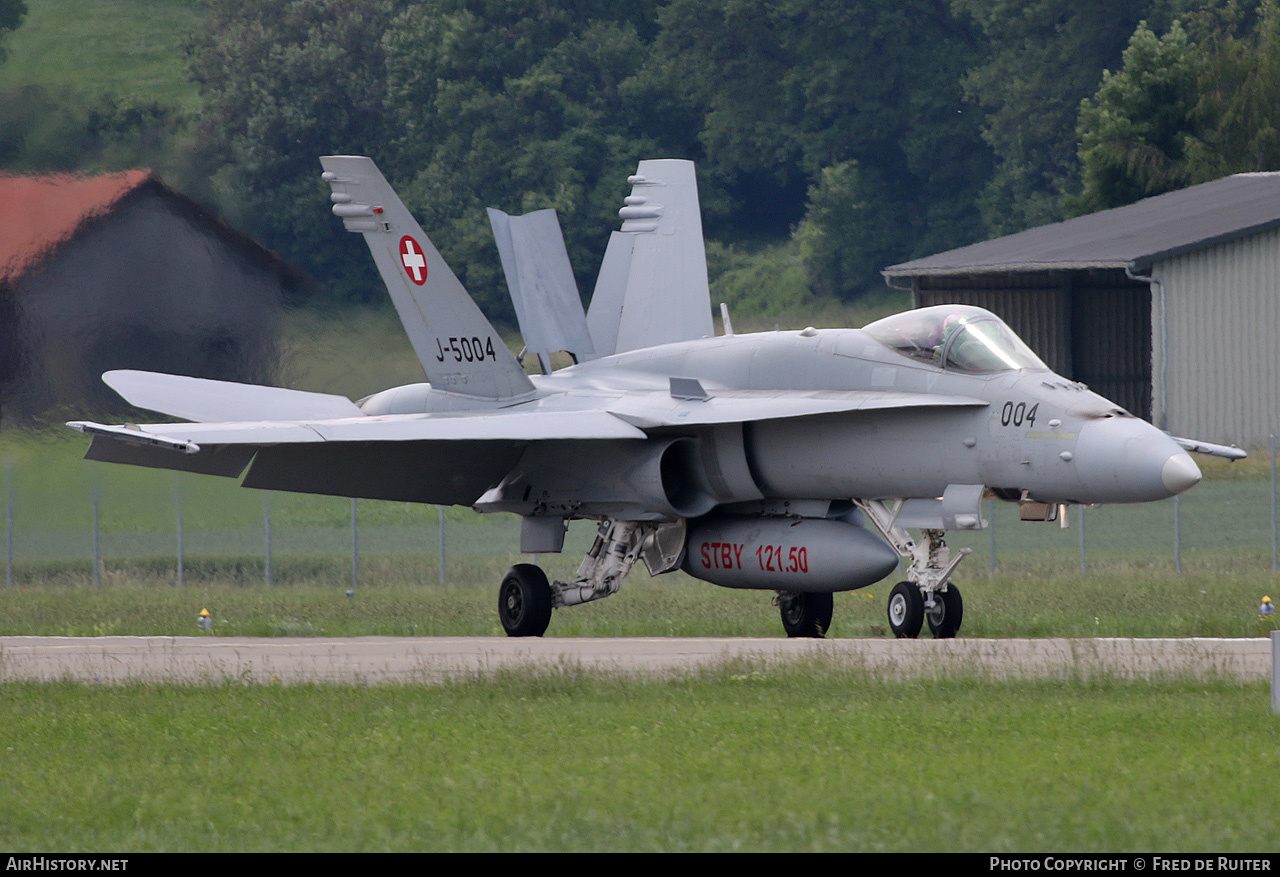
<box><xmin>863</xmin><ymin>305</ymin><xmax>1047</xmax><ymax>373</ymax></box>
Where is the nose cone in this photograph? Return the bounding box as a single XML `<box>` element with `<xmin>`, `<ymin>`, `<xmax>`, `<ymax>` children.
<box><xmin>1075</xmin><ymin>418</ymin><xmax>1202</xmax><ymax>503</ymax></box>
<box><xmin>1161</xmin><ymin>452</ymin><xmax>1202</xmax><ymax>495</ymax></box>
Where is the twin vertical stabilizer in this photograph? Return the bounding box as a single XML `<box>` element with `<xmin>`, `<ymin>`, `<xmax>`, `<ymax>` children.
<box><xmin>320</xmin><ymin>155</ymin><xmax>534</xmax><ymax>401</ymax></box>
<box><xmin>324</xmin><ymin>155</ymin><xmax>714</xmax><ymax>387</ymax></box>
<box><xmin>587</xmin><ymin>159</ymin><xmax>714</xmax><ymax>356</ymax></box>
<box><xmin>487</xmin><ymin>207</ymin><xmax>595</xmax><ymax>373</ymax></box>
<box><xmin>490</xmin><ymin>159</ymin><xmax>715</xmax><ymax>365</ymax></box>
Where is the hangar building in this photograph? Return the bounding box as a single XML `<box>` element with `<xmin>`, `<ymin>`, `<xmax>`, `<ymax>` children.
<box><xmin>0</xmin><ymin>170</ymin><xmax>301</xmax><ymax>422</ymax></box>
<box><xmin>883</xmin><ymin>173</ymin><xmax>1280</xmax><ymax>447</ymax></box>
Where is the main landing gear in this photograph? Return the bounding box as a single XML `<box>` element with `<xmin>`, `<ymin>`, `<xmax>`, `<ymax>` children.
<box><xmin>498</xmin><ymin>564</ymin><xmax>553</xmax><ymax>637</ymax></box>
<box><xmin>499</xmin><ymin>520</ymin><xmax>681</xmax><ymax>637</ymax></box>
<box><xmin>775</xmin><ymin>591</ymin><xmax>834</xmax><ymax>638</ymax></box>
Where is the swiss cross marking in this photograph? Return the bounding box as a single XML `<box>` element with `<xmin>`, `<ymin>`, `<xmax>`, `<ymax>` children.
<box><xmin>400</xmin><ymin>236</ymin><xmax>428</xmax><ymax>285</ymax></box>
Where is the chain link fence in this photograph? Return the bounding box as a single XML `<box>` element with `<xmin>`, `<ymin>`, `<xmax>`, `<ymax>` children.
<box><xmin>4</xmin><ymin>446</ymin><xmax>1279</xmax><ymax>588</ymax></box>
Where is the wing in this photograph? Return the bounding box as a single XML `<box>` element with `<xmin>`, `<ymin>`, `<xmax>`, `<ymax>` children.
<box><xmin>70</xmin><ymin>410</ymin><xmax>645</xmax><ymax>449</ymax></box>
<box><xmin>69</xmin><ymin>409</ymin><xmax>647</xmax><ymax>504</ymax></box>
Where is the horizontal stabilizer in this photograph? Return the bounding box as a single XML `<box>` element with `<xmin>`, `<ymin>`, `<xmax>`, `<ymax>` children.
<box><xmin>103</xmin><ymin>370</ymin><xmax>363</xmax><ymax>423</ymax></box>
<box><xmin>606</xmin><ymin>389</ymin><xmax>987</xmax><ymax>429</ymax></box>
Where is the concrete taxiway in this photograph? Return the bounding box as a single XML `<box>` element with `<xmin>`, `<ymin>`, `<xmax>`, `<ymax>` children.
<box><xmin>0</xmin><ymin>635</ymin><xmax>1271</xmax><ymax>685</ymax></box>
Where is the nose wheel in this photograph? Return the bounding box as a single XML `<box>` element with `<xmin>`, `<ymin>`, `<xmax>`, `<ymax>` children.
<box><xmin>887</xmin><ymin>581</ymin><xmax>924</xmax><ymax>638</ymax></box>
<box><xmin>926</xmin><ymin>584</ymin><xmax>963</xmax><ymax>638</ymax></box>
<box><xmin>887</xmin><ymin>580</ymin><xmax>962</xmax><ymax>638</ymax></box>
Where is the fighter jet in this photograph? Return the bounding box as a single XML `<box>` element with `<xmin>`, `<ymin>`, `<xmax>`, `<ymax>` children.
<box><xmin>68</xmin><ymin>156</ymin><xmax>1244</xmax><ymax>639</ymax></box>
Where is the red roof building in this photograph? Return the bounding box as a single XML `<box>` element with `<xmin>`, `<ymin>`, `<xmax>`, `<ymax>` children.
<box><xmin>0</xmin><ymin>171</ymin><xmax>299</xmax><ymax>421</ymax></box>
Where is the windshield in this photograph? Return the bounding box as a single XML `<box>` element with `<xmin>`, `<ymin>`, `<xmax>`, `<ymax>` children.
<box><xmin>863</xmin><ymin>305</ymin><xmax>1047</xmax><ymax>373</ymax></box>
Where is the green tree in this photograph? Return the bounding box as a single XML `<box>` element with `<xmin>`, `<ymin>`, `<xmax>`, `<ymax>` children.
<box><xmin>0</xmin><ymin>0</ymin><xmax>24</xmax><ymax>63</ymax></box>
<box><xmin>187</xmin><ymin>0</ymin><xmax>686</xmax><ymax>313</ymax></box>
<box><xmin>1072</xmin><ymin>21</ymin><xmax>1201</xmax><ymax>213</ymax></box>
<box><xmin>0</xmin><ymin>85</ymin><xmax>192</xmax><ymax>179</ymax></box>
<box><xmin>1071</xmin><ymin>2</ymin><xmax>1280</xmax><ymax>214</ymax></box>
<box><xmin>654</xmin><ymin>0</ymin><xmax>992</xmax><ymax>300</ymax></box>
<box><xmin>794</xmin><ymin>161</ymin><xmax>899</xmax><ymax>301</ymax></box>
<box><xmin>381</xmin><ymin>0</ymin><xmax>680</xmax><ymax>317</ymax></box>
<box><xmin>187</xmin><ymin>0</ymin><xmax>408</xmax><ymax>303</ymax></box>
<box><xmin>1180</xmin><ymin>0</ymin><xmax>1280</xmax><ymax>179</ymax></box>
<box><xmin>954</xmin><ymin>0</ymin><xmax>1162</xmax><ymax>234</ymax></box>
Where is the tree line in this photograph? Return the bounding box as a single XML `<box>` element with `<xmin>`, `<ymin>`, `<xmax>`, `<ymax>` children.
<box><xmin>3</xmin><ymin>0</ymin><xmax>1280</xmax><ymax>320</ymax></box>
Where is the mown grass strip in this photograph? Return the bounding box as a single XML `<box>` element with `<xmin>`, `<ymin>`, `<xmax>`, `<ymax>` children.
<box><xmin>1</xmin><ymin>573</ymin><xmax>1276</xmax><ymax>639</ymax></box>
<box><xmin>0</xmin><ymin>671</ymin><xmax>1271</xmax><ymax>852</ymax></box>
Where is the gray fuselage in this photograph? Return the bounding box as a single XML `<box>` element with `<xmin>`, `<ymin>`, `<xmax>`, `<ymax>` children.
<box><xmin>361</xmin><ymin>325</ymin><xmax>1199</xmax><ymax>513</ymax></box>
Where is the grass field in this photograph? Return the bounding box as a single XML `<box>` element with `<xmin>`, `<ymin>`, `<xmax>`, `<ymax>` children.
<box><xmin>1</xmin><ymin>569</ymin><xmax>1278</xmax><ymax>639</ymax></box>
<box><xmin>0</xmin><ymin>672</ymin><xmax>1272</xmax><ymax>852</ymax></box>
<box><xmin>0</xmin><ymin>0</ymin><xmax>203</xmax><ymax>107</ymax></box>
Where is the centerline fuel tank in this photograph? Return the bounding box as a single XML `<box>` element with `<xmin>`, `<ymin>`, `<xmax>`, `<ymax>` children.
<box><xmin>682</xmin><ymin>514</ymin><xmax>900</xmax><ymax>593</ymax></box>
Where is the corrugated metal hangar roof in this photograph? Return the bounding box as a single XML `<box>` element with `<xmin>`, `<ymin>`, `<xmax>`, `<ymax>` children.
<box><xmin>884</xmin><ymin>172</ymin><xmax>1280</xmax><ymax>277</ymax></box>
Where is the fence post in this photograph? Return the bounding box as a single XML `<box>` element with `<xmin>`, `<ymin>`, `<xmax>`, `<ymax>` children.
<box><xmin>1272</xmin><ymin>631</ymin><xmax>1279</xmax><ymax>714</ymax></box>
<box><xmin>438</xmin><ymin>505</ymin><xmax>446</xmax><ymax>584</ymax></box>
<box><xmin>1079</xmin><ymin>504</ymin><xmax>1086</xmax><ymax>575</ymax></box>
<box><xmin>1271</xmin><ymin>434</ymin><xmax>1277</xmax><ymax>573</ymax></box>
<box><xmin>175</xmin><ymin>478</ymin><xmax>183</xmax><ymax>588</ymax></box>
<box><xmin>1174</xmin><ymin>494</ymin><xmax>1182</xmax><ymax>573</ymax></box>
<box><xmin>5</xmin><ymin>462</ymin><xmax>12</xmax><ymax>589</ymax></box>
<box><xmin>351</xmin><ymin>498</ymin><xmax>359</xmax><ymax>589</ymax></box>
<box><xmin>92</xmin><ymin>485</ymin><xmax>101</xmax><ymax>589</ymax></box>
<box><xmin>988</xmin><ymin>498</ymin><xmax>996</xmax><ymax>574</ymax></box>
<box><xmin>264</xmin><ymin>495</ymin><xmax>272</xmax><ymax>586</ymax></box>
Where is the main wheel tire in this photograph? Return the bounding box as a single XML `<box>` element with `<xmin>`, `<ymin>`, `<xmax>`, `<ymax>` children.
<box><xmin>778</xmin><ymin>591</ymin><xmax>834</xmax><ymax>638</ymax></box>
<box><xmin>926</xmin><ymin>583</ymin><xmax>963</xmax><ymax>639</ymax></box>
<box><xmin>498</xmin><ymin>563</ymin><xmax>553</xmax><ymax>637</ymax></box>
<box><xmin>887</xmin><ymin>581</ymin><xmax>924</xmax><ymax>639</ymax></box>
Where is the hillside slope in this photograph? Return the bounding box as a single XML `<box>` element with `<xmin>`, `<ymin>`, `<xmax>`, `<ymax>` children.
<box><xmin>0</xmin><ymin>0</ymin><xmax>202</xmax><ymax>106</ymax></box>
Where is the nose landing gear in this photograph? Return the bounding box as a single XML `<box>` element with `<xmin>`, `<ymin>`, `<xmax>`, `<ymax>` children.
<box><xmin>858</xmin><ymin>499</ymin><xmax>971</xmax><ymax>640</ymax></box>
